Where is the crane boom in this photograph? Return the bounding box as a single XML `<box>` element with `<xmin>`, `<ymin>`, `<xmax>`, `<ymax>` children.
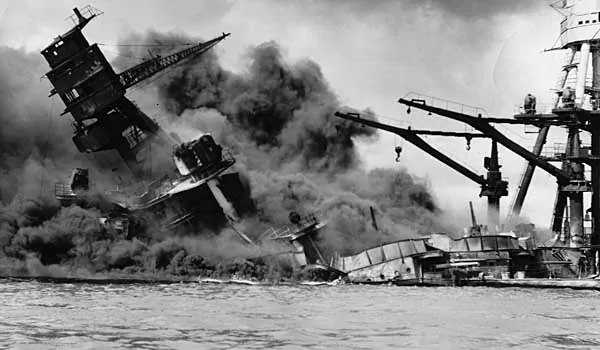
<box><xmin>336</xmin><ymin>111</ymin><xmax>509</xmax><ymax>229</ymax></box>
<box><xmin>334</xmin><ymin>112</ymin><xmax>486</xmax><ymax>185</ymax></box>
<box><xmin>398</xmin><ymin>97</ymin><xmax>572</xmax><ymax>183</ymax></box>
<box><xmin>508</xmin><ymin>125</ymin><xmax>550</xmax><ymax>219</ymax></box>
<box><xmin>118</xmin><ymin>32</ymin><xmax>230</xmax><ymax>90</ymax></box>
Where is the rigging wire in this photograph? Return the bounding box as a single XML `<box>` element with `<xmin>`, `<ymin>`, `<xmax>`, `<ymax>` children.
<box><xmin>428</xmin><ymin>137</ymin><xmax>481</xmax><ymax>175</ymax></box>
<box><xmin>376</xmin><ymin>114</ymin><xmax>411</xmax><ymax>127</ymax></box>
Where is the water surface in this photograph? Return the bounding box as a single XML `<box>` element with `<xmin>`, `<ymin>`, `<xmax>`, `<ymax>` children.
<box><xmin>1</xmin><ymin>281</ymin><xmax>599</xmax><ymax>349</ymax></box>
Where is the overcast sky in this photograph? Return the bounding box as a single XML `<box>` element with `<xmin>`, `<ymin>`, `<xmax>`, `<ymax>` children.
<box><xmin>0</xmin><ymin>0</ymin><xmax>574</xmax><ymax>227</ymax></box>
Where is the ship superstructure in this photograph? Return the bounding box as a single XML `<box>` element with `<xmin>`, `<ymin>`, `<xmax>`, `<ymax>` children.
<box><xmin>335</xmin><ymin>0</ymin><xmax>600</xmax><ymax>278</ymax></box>
<box><xmin>43</xmin><ymin>7</ymin><xmax>252</xmax><ymax>237</ymax></box>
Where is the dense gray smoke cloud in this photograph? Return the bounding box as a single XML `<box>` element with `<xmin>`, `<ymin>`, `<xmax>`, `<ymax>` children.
<box><xmin>320</xmin><ymin>0</ymin><xmax>546</xmax><ymax>19</ymax></box>
<box><xmin>0</xmin><ymin>47</ymin><xmax>73</xmax><ymax>202</ymax></box>
<box><xmin>123</xmin><ymin>31</ymin><xmax>451</xmax><ymax>251</ymax></box>
<box><xmin>0</xmin><ymin>47</ymin><xmax>127</xmax><ymax>205</ymax></box>
<box><xmin>117</xmin><ymin>32</ymin><xmax>377</xmax><ymax>173</ymax></box>
<box><xmin>0</xmin><ymin>28</ymin><xmax>453</xmax><ymax>280</ymax></box>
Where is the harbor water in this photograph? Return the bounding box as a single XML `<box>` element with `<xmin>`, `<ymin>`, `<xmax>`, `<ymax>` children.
<box><xmin>1</xmin><ymin>281</ymin><xmax>600</xmax><ymax>349</ymax></box>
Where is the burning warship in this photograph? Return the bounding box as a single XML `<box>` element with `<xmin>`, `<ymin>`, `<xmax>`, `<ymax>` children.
<box><xmin>37</xmin><ymin>6</ymin><xmax>346</xmax><ymax>281</ymax></box>
<box><xmin>43</xmin><ymin>7</ymin><xmax>252</xmax><ymax>238</ymax></box>
<box><xmin>18</xmin><ymin>1</ymin><xmax>600</xmax><ymax>289</ymax></box>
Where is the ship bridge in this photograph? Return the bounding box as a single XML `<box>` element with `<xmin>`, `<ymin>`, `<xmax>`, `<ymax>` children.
<box><xmin>555</xmin><ymin>0</ymin><xmax>600</xmax><ymax>48</ymax></box>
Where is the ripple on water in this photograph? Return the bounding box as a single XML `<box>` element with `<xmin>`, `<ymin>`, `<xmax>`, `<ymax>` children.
<box><xmin>1</xmin><ymin>282</ymin><xmax>600</xmax><ymax>349</ymax></box>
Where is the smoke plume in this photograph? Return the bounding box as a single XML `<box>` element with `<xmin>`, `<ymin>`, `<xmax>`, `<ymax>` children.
<box><xmin>0</xmin><ymin>47</ymin><xmax>72</xmax><ymax>202</ymax></box>
<box><xmin>122</xmin><ymin>32</ymin><xmax>451</xmax><ymax>250</ymax></box>
<box><xmin>0</xmin><ymin>29</ymin><xmax>453</xmax><ymax>280</ymax></box>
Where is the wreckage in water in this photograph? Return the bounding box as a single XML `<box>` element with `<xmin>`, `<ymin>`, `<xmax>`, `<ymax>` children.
<box><xmin>37</xmin><ymin>5</ymin><xmax>600</xmax><ymax>288</ymax></box>
<box><xmin>332</xmin><ymin>0</ymin><xmax>600</xmax><ymax>289</ymax></box>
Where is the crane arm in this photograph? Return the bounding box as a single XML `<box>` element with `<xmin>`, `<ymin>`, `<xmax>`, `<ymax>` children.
<box><xmin>334</xmin><ymin>112</ymin><xmax>486</xmax><ymax>185</ymax></box>
<box><xmin>398</xmin><ymin>97</ymin><xmax>572</xmax><ymax>183</ymax></box>
<box><xmin>469</xmin><ymin>201</ymin><xmax>478</xmax><ymax>226</ymax></box>
<box><xmin>508</xmin><ymin>125</ymin><xmax>550</xmax><ymax>219</ymax></box>
<box><xmin>117</xmin><ymin>32</ymin><xmax>230</xmax><ymax>90</ymax></box>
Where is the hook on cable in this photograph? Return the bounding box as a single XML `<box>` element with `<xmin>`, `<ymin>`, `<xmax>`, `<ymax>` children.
<box><xmin>395</xmin><ymin>146</ymin><xmax>402</xmax><ymax>162</ymax></box>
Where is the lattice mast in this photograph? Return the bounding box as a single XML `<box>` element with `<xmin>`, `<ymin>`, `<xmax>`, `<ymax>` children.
<box><xmin>396</xmin><ymin>1</ymin><xmax>600</xmax><ymax>249</ymax></box>
<box><xmin>542</xmin><ymin>0</ymin><xmax>600</xmax><ymax>247</ymax></box>
<box><xmin>41</xmin><ymin>7</ymin><xmax>230</xmax><ymax>181</ymax></box>
<box><xmin>41</xmin><ymin>7</ymin><xmax>249</xmax><ymax>236</ymax></box>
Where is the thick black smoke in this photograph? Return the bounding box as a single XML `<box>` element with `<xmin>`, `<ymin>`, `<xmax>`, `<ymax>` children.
<box><xmin>0</xmin><ymin>47</ymin><xmax>73</xmax><ymax>202</ymax></box>
<box><xmin>0</xmin><ymin>29</ymin><xmax>452</xmax><ymax>280</ymax></box>
<box><xmin>0</xmin><ymin>198</ymin><xmax>291</xmax><ymax>280</ymax></box>
<box><xmin>116</xmin><ymin>31</ymin><xmax>377</xmax><ymax>173</ymax></box>
<box><xmin>121</xmin><ymin>32</ymin><xmax>451</xmax><ymax>255</ymax></box>
<box><xmin>0</xmin><ymin>47</ymin><xmax>128</xmax><ymax>205</ymax></box>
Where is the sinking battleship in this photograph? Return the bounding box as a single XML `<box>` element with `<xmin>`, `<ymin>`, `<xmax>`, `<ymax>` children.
<box><xmin>42</xmin><ymin>7</ymin><xmax>254</xmax><ymax>240</ymax></box>
<box><xmin>39</xmin><ymin>6</ymin><xmax>346</xmax><ymax>280</ymax></box>
<box><xmin>35</xmin><ymin>3</ymin><xmax>600</xmax><ymax>289</ymax></box>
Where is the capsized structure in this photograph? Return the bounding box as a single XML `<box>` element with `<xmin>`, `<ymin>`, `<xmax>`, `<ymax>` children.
<box><xmin>42</xmin><ymin>6</ymin><xmax>253</xmax><ymax>240</ymax></box>
<box><xmin>259</xmin><ymin>211</ymin><xmax>346</xmax><ymax>280</ymax></box>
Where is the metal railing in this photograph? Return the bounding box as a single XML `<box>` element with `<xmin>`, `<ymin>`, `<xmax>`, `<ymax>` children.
<box><xmin>402</xmin><ymin>92</ymin><xmax>489</xmax><ymax>117</ymax></box>
<box><xmin>540</xmin><ymin>142</ymin><xmax>566</xmax><ymax>159</ymax></box>
<box><xmin>66</xmin><ymin>5</ymin><xmax>103</xmax><ymax>25</ymax></box>
<box><xmin>259</xmin><ymin>227</ymin><xmax>293</xmax><ymax>241</ymax></box>
<box><xmin>54</xmin><ymin>183</ymin><xmax>76</xmax><ymax>198</ymax></box>
<box><xmin>513</xmin><ymin>103</ymin><xmax>554</xmax><ymax>115</ymax></box>
<box><xmin>259</xmin><ymin>211</ymin><xmax>324</xmax><ymax>242</ymax></box>
<box><xmin>540</xmin><ymin>142</ymin><xmax>592</xmax><ymax>159</ymax></box>
<box><xmin>187</xmin><ymin>149</ymin><xmax>236</xmax><ymax>182</ymax></box>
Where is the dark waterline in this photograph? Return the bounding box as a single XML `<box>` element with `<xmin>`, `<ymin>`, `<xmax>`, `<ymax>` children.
<box><xmin>1</xmin><ymin>282</ymin><xmax>600</xmax><ymax>349</ymax></box>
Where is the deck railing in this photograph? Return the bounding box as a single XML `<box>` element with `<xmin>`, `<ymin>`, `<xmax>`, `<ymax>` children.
<box><xmin>402</xmin><ymin>92</ymin><xmax>489</xmax><ymax>117</ymax></box>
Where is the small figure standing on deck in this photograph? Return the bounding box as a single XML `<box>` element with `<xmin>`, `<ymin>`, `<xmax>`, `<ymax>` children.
<box><xmin>524</xmin><ymin>93</ymin><xmax>536</xmax><ymax>114</ymax></box>
<box><xmin>562</xmin><ymin>86</ymin><xmax>575</xmax><ymax>108</ymax></box>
